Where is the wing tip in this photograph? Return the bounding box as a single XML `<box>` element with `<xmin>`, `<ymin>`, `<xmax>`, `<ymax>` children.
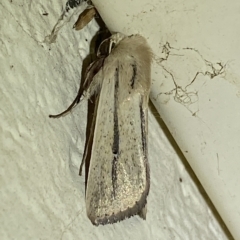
<box><xmin>88</xmin><ymin>190</ymin><xmax>149</xmax><ymax>226</ymax></box>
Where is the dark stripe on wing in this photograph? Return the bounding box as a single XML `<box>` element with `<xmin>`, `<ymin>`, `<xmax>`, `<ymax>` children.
<box><xmin>112</xmin><ymin>66</ymin><xmax>120</xmax><ymax>197</ymax></box>
<box><xmin>130</xmin><ymin>62</ymin><xmax>137</xmax><ymax>88</ymax></box>
<box><xmin>140</xmin><ymin>96</ymin><xmax>147</xmax><ymax>159</ymax></box>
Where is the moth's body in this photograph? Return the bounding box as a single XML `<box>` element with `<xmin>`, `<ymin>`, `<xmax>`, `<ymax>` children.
<box><xmin>85</xmin><ymin>34</ymin><xmax>152</xmax><ymax>225</ymax></box>
<box><xmin>50</xmin><ymin>33</ymin><xmax>152</xmax><ymax>225</ymax></box>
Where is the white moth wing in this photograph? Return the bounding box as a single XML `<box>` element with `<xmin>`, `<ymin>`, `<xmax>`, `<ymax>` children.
<box><xmin>85</xmin><ymin>35</ymin><xmax>152</xmax><ymax>225</ymax></box>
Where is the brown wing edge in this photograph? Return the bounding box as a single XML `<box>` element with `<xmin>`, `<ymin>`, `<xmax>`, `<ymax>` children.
<box><xmin>88</xmin><ymin>163</ymin><xmax>150</xmax><ymax>225</ymax></box>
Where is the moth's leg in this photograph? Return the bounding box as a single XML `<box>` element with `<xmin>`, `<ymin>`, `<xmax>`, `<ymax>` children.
<box><xmin>79</xmin><ymin>95</ymin><xmax>99</xmax><ymax>176</ymax></box>
<box><xmin>49</xmin><ymin>88</ymin><xmax>83</xmax><ymax>118</ymax></box>
<box><xmin>49</xmin><ymin>58</ymin><xmax>104</xmax><ymax>118</ymax></box>
<box><xmin>83</xmin><ymin>72</ymin><xmax>103</xmax><ymax>99</ymax></box>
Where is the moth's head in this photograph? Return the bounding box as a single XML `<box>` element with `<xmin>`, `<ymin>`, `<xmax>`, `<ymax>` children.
<box><xmin>97</xmin><ymin>33</ymin><xmax>126</xmax><ymax>58</ymax></box>
<box><xmin>109</xmin><ymin>33</ymin><xmax>126</xmax><ymax>49</ymax></box>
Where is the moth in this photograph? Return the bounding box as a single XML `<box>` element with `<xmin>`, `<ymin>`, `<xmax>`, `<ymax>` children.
<box><xmin>73</xmin><ymin>6</ymin><xmax>96</xmax><ymax>31</ymax></box>
<box><xmin>50</xmin><ymin>33</ymin><xmax>152</xmax><ymax>225</ymax></box>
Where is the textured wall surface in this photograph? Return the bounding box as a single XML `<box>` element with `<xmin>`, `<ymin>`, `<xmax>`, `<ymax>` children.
<box><xmin>0</xmin><ymin>1</ymin><xmax>232</xmax><ymax>239</ymax></box>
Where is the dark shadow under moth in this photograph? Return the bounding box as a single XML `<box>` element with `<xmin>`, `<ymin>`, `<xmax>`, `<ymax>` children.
<box><xmin>50</xmin><ymin>33</ymin><xmax>152</xmax><ymax>225</ymax></box>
